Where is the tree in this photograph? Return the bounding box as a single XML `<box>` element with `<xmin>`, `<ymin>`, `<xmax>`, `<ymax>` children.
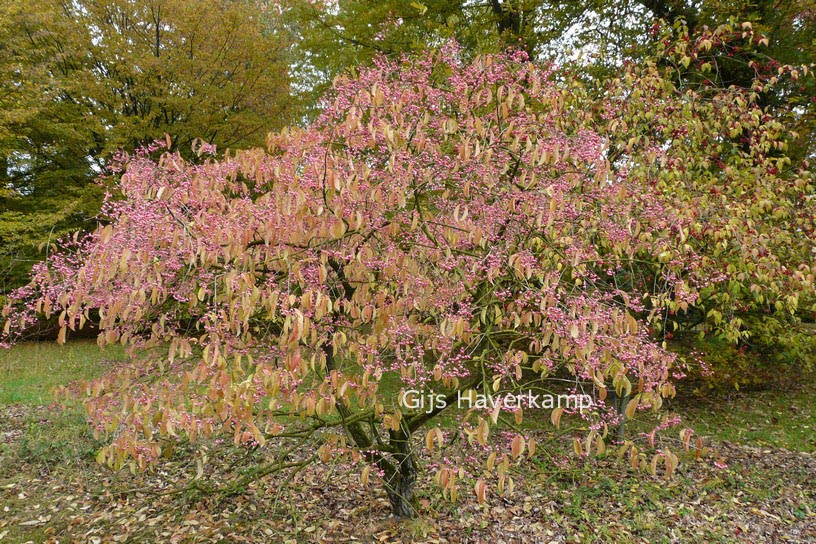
<box><xmin>599</xmin><ymin>21</ymin><xmax>816</xmax><ymax>385</ymax></box>
<box><xmin>692</xmin><ymin>1</ymin><xmax>816</xmax><ymax>163</ymax></box>
<box><xmin>281</xmin><ymin>0</ymin><xmax>648</xmax><ymax>111</ymax></box>
<box><xmin>0</xmin><ymin>0</ymin><xmax>292</xmax><ymax>296</ymax></box>
<box><xmin>283</xmin><ymin>0</ymin><xmax>815</xmax><ymax>147</ymax></box>
<box><xmin>4</xmin><ymin>44</ymin><xmax>721</xmax><ymax>517</ymax></box>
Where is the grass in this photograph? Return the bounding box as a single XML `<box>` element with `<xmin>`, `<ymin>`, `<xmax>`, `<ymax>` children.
<box><xmin>0</xmin><ymin>340</ymin><xmax>123</xmax><ymax>405</ymax></box>
<box><xmin>0</xmin><ymin>342</ymin><xmax>814</xmax><ymax>542</ymax></box>
<box><xmin>0</xmin><ymin>341</ymin><xmax>124</xmax><ymax>478</ymax></box>
<box><xmin>672</xmin><ymin>378</ymin><xmax>816</xmax><ymax>453</ymax></box>
<box><xmin>0</xmin><ymin>341</ymin><xmax>125</xmax><ymax>542</ymax></box>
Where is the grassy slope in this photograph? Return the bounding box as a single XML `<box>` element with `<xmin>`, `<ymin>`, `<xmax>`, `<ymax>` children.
<box><xmin>0</xmin><ymin>342</ymin><xmax>813</xmax><ymax>543</ymax></box>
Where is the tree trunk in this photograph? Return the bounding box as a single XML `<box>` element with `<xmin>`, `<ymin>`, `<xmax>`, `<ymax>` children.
<box><xmin>610</xmin><ymin>390</ymin><xmax>630</xmax><ymax>441</ymax></box>
<box><xmin>382</xmin><ymin>427</ymin><xmax>418</xmax><ymax>518</ymax></box>
<box><xmin>323</xmin><ymin>342</ymin><xmax>419</xmax><ymax>517</ymax></box>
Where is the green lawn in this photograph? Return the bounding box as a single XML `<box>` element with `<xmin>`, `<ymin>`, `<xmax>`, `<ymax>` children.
<box><xmin>0</xmin><ymin>340</ymin><xmax>123</xmax><ymax>405</ymax></box>
<box><xmin>673</xmin><ymin>382</ymin><xmax>816</xmax><ymax>453</ymax></box>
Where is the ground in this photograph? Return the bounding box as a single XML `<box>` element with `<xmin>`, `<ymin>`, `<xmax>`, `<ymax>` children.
<box><xmin>0</xmin><ymin>342</ymin><xmax>814</xmax><ymax>543</ymax></box>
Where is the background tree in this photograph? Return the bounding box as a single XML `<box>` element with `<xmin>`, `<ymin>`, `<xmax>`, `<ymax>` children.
<box><xmin>599</xmin><ymin>21</ymin><xmax>816</xmax><ymax>386</ymax></box>
<box><xmin>281</xmin><ymin>0</ymin><xmax>647</xmax><ymax>110</ymax></box>
<box><xmin>688</xmin><ymin>1</ymin><xmax>816</xmax><ymax>162</ymax></box>
<box><xmin>0</xmin><ymin>0</ymin><xmax>292</xmax><ymax>296</ymax></box>
<box><xmin>283</xmin><ymin>0</ymin><xmax>814</xmax><ymax>131</ymax></box>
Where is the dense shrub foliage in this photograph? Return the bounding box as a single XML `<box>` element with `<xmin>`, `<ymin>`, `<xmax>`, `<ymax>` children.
<box><xmin>596</xmin><ymin>22</ymin><xmax>816</xmax><ymax>385</ymax></box>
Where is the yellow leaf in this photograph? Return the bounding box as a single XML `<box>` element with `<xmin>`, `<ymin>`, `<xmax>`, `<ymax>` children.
<box><xmin>595</xmin><ymin>435</ymin><xmax>606</xmax><ymax>455</ymax></box>
<box><xmin>650</xmin><ymin>454</ymin><xmax>660</xmax><ymax>476</ymax></box>
<box><xmin>510</xmin><ymin>435</ymin><xmax>524</xmax><ymax>458</ymax></box>
<box><xmin>489</xmin><ymin>400</ymin><xmax>501</xmax><ymax>425</ymax></box>
<box><xmin>474</xmin><ymin>479</ymin><xmax>487</xmax><ymax>504</ymax></box>
<box><xmin>625</xmin><ymin>396</ymin><xmax>639</xmax><ymax>419</ymax></box>
<box><xmin>425</xmin><ymin>429</ymin><xmax>436</xmax><ymax>452</ymax></box>
<box><xmin>551</xmin><ymin>406</ymin><xmax>564</xmax><ymax>429</ymax></box>
<box><xmin>573</xmin><ymin>437</ymin><xmax>583</xmax><ymax>456</ymax></box>
<box><xmin>318</xmin><ymin>443</ymin><xmax>331</xmax><ymax>463</ymax></box>
<box><xmin>487</xmin><ymin>452</ymin><xmax>497</xmax><ymax>471</ymax></box>
<box><xmin>330</xmin><ymin>220</ymin><xmax>347</xmax><ymax>239</ymax></box>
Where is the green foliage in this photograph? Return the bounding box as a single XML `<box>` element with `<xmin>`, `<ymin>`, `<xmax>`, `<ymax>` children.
<box><xmin>0</xmin><ymin>0</ymin><xmax>293</xmax><ymax>295</ymax></box>
<box><xmin>580</xmin><ymin>20</ymin><xmax>816</xmax><ymax>387</ymax></box>
<box><xmin>0</xmin><ymin>341</ymin><xmax>121</xmax><ymax>476</ymax></box>
<box><xmin>12</xmin><ymin>408</ymin><xmax>102</xmax><ymax>468</ymax></box>
<box><xmin>281</xmin><ymin>0</ymin><xmax>660</xmax><ymax>114</ymax></box>
<box><xmin>282</xmin><ymin>0</ymin><xmax>815</xmax><ymax>119</ymax></box>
